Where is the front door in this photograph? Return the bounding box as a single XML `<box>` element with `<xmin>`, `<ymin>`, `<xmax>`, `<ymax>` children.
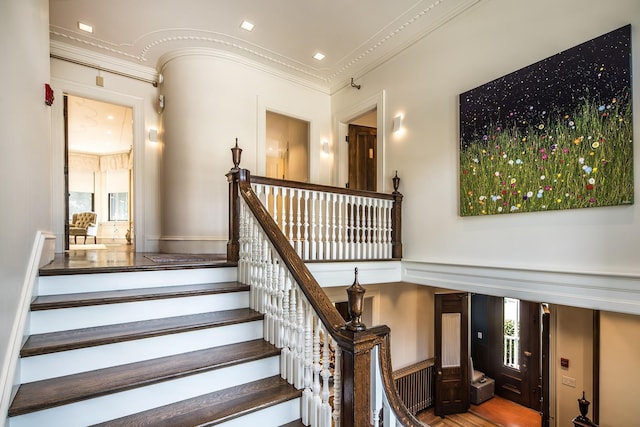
<box><xmin>347</xmin><ymin>124</ymin><xmax>377</xmax><ymax>191</ymax></box>
<box><xmin>491</xmin><ymin>297</ymin><xmax>541</xmax><ymax>410</ymax></box>
<box><xmin>434</xmin><ymin>292</ymin><xmax>470</xmax><ymax>416</ymax></box>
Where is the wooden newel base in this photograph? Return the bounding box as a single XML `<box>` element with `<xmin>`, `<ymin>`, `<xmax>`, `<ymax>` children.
<box><xmin>226</xmin><ymin>169</ymin><xmax>240</xmax><ymax>263</ymax></box>
<box><xmin>337</xmin><ymin>326</ymin><xmax>387</xmax><ymax>427</ymax></box>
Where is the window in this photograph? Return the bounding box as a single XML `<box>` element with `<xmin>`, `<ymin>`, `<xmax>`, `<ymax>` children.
<box><xmin>69</xmin><ymin>192</ymin><xmax>94</xmax><ymax>220</ymax></box>
<box><xmin>109</xmin><ymin>192</ymin><xmax>129</xmax><ymax>221</ymax></box>
<box><xmin>503</xmin><ymin>297</ymin><xmax>521</xmax><ymax>369</ymax></box>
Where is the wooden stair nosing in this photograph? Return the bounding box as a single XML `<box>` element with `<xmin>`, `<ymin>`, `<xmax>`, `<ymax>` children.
<box><xmin>21</xmin><ymin>308</ymin><xmax>263</xmax><ymax>357</ymax></box>
<box><xmin>279</xmin><ymin>420</ymin><xmax>306</xmax><ymax>427</ymax></box>
<box><xmin>90</xmin><ymin>375</ymin><xmax>302</xmax><ymax>427</ymax></box>
<box><xmin>31</xmin><ymin>282</ymin><xmax>249</xmax><ymax>311</ymax></box>
<box><xmin>9</xmin><ymin>339</ymin><xmax>280</xmax><ymax>417</ymax></box>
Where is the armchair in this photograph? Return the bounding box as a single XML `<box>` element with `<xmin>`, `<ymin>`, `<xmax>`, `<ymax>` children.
<box><xmin>69</xmin><ymin>212</ymin><xmax>98</xmax><ymax>244</ymax></box>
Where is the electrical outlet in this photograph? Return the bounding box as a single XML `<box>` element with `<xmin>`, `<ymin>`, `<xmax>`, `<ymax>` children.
<box><xmin>562</xmin><ymin>375</ymin><xmax>576</xmax><ymax>388</ymax></box>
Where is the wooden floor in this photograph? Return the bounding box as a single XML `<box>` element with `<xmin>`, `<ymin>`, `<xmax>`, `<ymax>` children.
<box><xmin>41</xmin><ymin>241</ymin><xmax>231</xmax><ymax>274</ymax></box>
<box><xmin>417</xmin><ymin>396</ymin><xmax>541</xmax><ymax>427</ymax></box>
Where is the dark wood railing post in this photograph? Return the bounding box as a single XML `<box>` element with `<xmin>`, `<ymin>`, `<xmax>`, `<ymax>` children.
<box><xmin>226</xmin><ymin>139</ymin><xmax>243</xmax><ymax>262</ymax></box>
<box><xmin>391</xmin><ymin>171</ymin><xmax>403</xmax><ymax>259</ymax></box>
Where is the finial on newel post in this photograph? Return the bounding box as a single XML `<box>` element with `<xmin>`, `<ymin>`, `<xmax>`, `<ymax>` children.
<box><xmin>392</xmin><ymin>170</ymin><xmax>401</xmax><ymax>194</ymax></box>
<box><xmin>231</xmin><ymin>138</ymin><xmax>242</xmax><ymax>171</ymax></box>
<box><xmin>346</xmin><ymin>268</ymin><xmax>366</xmax><ymax>331</ymax></box>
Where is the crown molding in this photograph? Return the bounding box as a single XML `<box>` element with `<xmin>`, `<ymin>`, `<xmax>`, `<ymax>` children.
<box><xmin>50</xmin><ymin>40</ymin><xmax>159</xmax><ymax>84</ymax></box>
<box><xmin>158</xmin><ymin>47</ymin><xmax>331</xmax><ymax>95</ymax></box>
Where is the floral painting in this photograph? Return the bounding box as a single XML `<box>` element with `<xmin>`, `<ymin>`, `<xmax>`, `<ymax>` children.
<box><xmin>459</xmin><ymin>25</ymin><xmax>633</xmax><ymax>216</ymax></box>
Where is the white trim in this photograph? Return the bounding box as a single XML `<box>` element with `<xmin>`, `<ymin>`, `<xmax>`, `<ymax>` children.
<box><xmin>334</xmin><ymin>91</ymin><xmax>387</xmax><ymax>192</ymax></box>
<box><xmin>49</xmin><ymin>77</ymin><xmax>147</xmax><ymax>253</ymax></box>
<box><xmin>0</xmin><ymin>231</ymin><xmax>55</xmax><ymax>427</ymax></box>
<box><xmin>50</xmin><ymin>41</ymin><xmax>158</xmax><ymax>84</ymax></box>
<box><xmin>402</xmin><ymin>260</ymin><xmax>640</xmax><ymax>315</ymax></box>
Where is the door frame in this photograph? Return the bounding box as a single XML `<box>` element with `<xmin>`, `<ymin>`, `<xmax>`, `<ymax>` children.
<box><xmin>334</xmin><ymin>90</ymin><xmax>387</xmax><ymax>192</ymax></box>
<box><xmin>51</xmin><ymin>78</ymin><xmax>146</xmax><ymax>253</ymax></box>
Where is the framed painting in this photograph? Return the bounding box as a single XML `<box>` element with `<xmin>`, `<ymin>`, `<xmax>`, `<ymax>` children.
<box><xmin>459</xmin><ymin>25</ymin><xmax>633</xmax><ymax>216</ymax></box>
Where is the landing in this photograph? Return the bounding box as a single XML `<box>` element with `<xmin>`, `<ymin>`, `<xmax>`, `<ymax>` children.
<box><xmin>41</xmin><ymin>244</ymin><xmax>232</xmax><ymax>276</ymax></box>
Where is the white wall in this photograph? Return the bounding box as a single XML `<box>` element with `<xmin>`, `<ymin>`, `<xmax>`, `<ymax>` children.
<box><xmin>600</xmin><ymin>311</ymin><xmax>640</xmax><ymax>427</ymax></box>
<box><xmin>332</xmin><ymin>0</ymin><xmax>640</xmax><ymax>275</ymax></box>
<box><xmin>0</xmin><ymin>0</ymin><xmax>51</xmax><ymax>421</ymax></box>
<box><xmin>157</xmin><ymin>51</ymin><xmax>331</xmax><ymax>253</ymax></box>
<box><xmin>552</xmin><ymin>305</ymin><xmax>594</xmax><ymax>425</ymax></box>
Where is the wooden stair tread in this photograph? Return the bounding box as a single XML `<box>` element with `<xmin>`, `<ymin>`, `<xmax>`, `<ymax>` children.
<box><xmin>91</xmin><ymin>375</ymin><xmax>301</xmax><ymax>427</ymax></box>
<box><xmin>280</xmin><ymin>420</ymin><xmax>306</xmax><ymax>427</ymax></box>
<box><xmin>9</xmin><ymin>339</ymin><xmax>279</xmax><ymax>417</ymax></box>
<box><xmin>21</xmin><ymin>308</ymin><xmax>262</xmax><ymax>357</ymax></box>
<box><xmin>31</xmin><ymin>281</ymin><xmax>248</xmax><ymax>311</ymax></box>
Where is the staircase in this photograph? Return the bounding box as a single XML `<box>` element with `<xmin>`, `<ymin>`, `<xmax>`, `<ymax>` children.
<box><xmin>8</xmin><ymin>265</ymin><xmax>303</xmax><ymax>426</ymax></box>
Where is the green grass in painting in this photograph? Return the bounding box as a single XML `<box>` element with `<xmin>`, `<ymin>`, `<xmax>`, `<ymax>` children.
<box><xmin>459</xmin><ymin>97</ymin><xmax>633</xmax><ymax>216</ymax></box>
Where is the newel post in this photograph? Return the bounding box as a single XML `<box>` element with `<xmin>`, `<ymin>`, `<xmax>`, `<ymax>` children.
<box><xmin>339</xmin><ymin>268</ymin><xmax>380</xmax><ymax>426</ymax></box>
<box><xmin>226</xmin><ymin>139</ymin><xmax>243</xmax><ymax>262</ymax></box>
<box><xmin>391</xmin><ymin>171</ymin><xmax>403</xmax><ymax>259</ymax></box>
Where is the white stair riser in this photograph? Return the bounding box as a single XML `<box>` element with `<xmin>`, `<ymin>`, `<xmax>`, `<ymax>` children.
<box><xmin>30</xmin><ymin>292</ymin><xmax>249</xmax><ymax>334</ymax></box>
<box><xmin>219</xmin><ymin>397</ymin><xmax>301</xmax><ymax>427</ymax></box>
<box><xmin>21</xmin><ymin>321</ymin><xmax>263</xmax><ymax>383</ymax></box>
<box><xmin>10</xmin><ymin>356</ymin><xmax>281</xmax><ymax>427</ymax></box>
<box><xmin>37</xmin><ymin>267</ymin><xmax>237</xmax><ymax>295</ymax></box>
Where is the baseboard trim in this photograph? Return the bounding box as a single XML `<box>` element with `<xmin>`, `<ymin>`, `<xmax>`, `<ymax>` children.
<box><xmin>0</xmin><ymin>231</ymin><xmax>55</xmax><ymax>427</ymax></box>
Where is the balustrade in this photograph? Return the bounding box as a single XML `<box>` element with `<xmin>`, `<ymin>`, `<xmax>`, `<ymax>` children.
<box><xmin>228</xmin><ymin>142</ymin><xmax>417</xmax><ymax>426</ymax></box>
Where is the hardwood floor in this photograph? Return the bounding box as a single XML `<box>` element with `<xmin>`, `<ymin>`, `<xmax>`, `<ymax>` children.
<box><xmin>417</xmin><ymin>396</ymin><xmax>540</xmax><ymax>427</ymax></box>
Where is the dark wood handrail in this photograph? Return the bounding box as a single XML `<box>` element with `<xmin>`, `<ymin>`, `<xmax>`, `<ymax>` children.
<box><xmin>232</xmin><ymin>167</ymin><xmax>419</xmax><ymax>426</ymax></box>
<box><xmin>251</xmin><ymin>174</ymin><xmax>396</xmax><ymax>200</ymax></box>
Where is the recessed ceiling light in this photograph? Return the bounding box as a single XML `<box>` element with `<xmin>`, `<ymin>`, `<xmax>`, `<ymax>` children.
<box><xmin>240</xmin><ymin>20</ymin><xmax>254</xmax><ymax>32</ymax></box>
<box><xmin>313</xmin><ymin>52</ymin><xmax>326</xmax><ymax>61</ymax></box>
<box><xmin>78</xmin><ymin>21</ymin><xmax>93</xmax><ymax>33</ymax></box>
<box><xmin>107</xmin><ymin>115</ymin><xmax>114</xmax><ymax>120</ymax></box>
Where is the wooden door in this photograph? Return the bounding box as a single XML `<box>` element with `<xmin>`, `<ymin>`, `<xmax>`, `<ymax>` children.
<box><xmin>348</xmin><ymin>124</ymin><xmax>377</xmax><ymax>191</ymax></box>
<box><xmin>435</xmin><ymin>293</ymin><xmax>470</xmax><ymax>416</ymax></box>
<box><xmin>490</xmin><ymin>298</ymin><xmax>542</xmax><ymax>411</ymax></box>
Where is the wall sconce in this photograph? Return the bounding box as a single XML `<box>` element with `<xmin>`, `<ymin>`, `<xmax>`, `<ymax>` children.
<box><xmin>321</xmin><ymin>140</ymin><xmax>329</xmax><ymax>154</ymax></box>
<box><xmin>393</xmin><ymin>115</ymin><xmax>403</xmax><ymax>133</ymax></box>
<box><xmin>149</xmin><ymin>128</ymin><xmax>158</xmax><ymax>142</ymax></box>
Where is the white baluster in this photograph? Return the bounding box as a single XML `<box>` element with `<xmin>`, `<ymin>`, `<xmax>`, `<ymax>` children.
<box><xmin>330</xmin><ymin>193</ymin><xmax>337</xmax><ymax>260</ymax></box>
<box><xmin>317</xmin><ymin>192</ymin><xmax>324</xmax><ymax>260</ymax></box>
<box><xmin>296</xmin><ymin>290</ymin><xmax>306</xmax><ymax>389</ymax></box>
<box><xmin>288</xmin><ymin>187</ymin><xmax>295</xmax><ymax>246</ymax></box>
<box><xmin>312</xmin><ymin>318</ymin><xmax>322</xmax><ymax>426</ymax></box>
<box><xmin>296</xmin><ymin>188</ymin><xmax>303</xmax><ymax>257</ymax></box>
<box><xmin>276</xmin><ymin>260</ymin><xmax>286</xmax><ymax>348</ymax></box>
<box><xmin>371</xmin><ymin>345</ymin><xmax>383</xmax><ymax>426</ymax></box>
<box><xmin>337</xmin><ymin>194</ymin><xmax>344</xmax><ymax>260</ymax></box>
<box><xmin>353</xmin><ymin>196</ymin><xmax>361</xmax><ymax>259</ymax></box>
<box><xmin>303</xmin><ymin>190</ymin><xmax>310</xmax><ymax>260</ymax></box>
<box><xmin>272</xmin><ymin>185</ymin><xmax>279</xmax><ymax>229</ymax></box>
<box><xmin>320</xmin><ymin>327</ymin><xmax>332</xmax><ymax>427</ymax></box>
<box><xmin>324</xmin><ymin>192</ymin><xmax>331</xmax><ymax>260</ymax></box>
<box><xmin>310</xmin><ymin>190</ymin><xmax>317</xmax><ymax>260</ymax></box>
<box><xmin>332</xmin><ymin>337</ymin><xmax>341</xmax><ymax>427</ymax></box>
<box><xmin>302</xmin><ymin>307</ymin><xmax>313</xmax><ymax>425</ymax></box>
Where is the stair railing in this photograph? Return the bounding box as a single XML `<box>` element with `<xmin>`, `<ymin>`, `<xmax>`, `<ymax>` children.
<box><xmin>229</xmin><ymin>163</ymin><xmax>421</xmax><ymax>426</ymax></box>
<box><xmin>226</xmin><ymin>145</ymin><xmax>402</xmax><ymax>263</ymax></box>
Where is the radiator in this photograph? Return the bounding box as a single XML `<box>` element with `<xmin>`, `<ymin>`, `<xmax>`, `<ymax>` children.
<box><xmin>393</xmin><ymin>359</ymin><xmax>435</xmax><ymax>415</ymax></box>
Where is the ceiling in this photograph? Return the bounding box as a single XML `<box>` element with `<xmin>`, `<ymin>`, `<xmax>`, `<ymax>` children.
<box><xmin>67</xmin><ymin>95</ymin><xmax>133</xmax><ymax>155</ymax></box>
<box><xmin>49</xmin><ymin>0</ymin><xmax>480</xmax><ymax>90</ymax></box>
<box><xmin>55</xmin><ymin>0</ymin><xmax>479</xmax><ymax>154</ymax></box>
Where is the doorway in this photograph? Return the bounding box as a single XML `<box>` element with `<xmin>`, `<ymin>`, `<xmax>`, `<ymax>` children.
<box><xmin>65</xmin><ymin>94</ymin><xmax>134</xmax><ymax>251</ymax></box>
<box><xmin>265</xmin><ymin>111</ymin><xmax>309</xmax><ymax>182</ymax></box>
<box><xmin>471</xmin><ymin>295</ymin><xmax>544</xmax><ymax>412</ymax></box>
<box><xmin>347</xmin><ymin>109</ymin><xmax>377</xmax><ymax>191</ymax></box>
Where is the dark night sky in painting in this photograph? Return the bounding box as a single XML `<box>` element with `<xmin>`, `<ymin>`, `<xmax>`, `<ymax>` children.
<box><xmin>459</xmin><ymin>25</ymin><xmax>631</xmax><ymax>148</ymax></box>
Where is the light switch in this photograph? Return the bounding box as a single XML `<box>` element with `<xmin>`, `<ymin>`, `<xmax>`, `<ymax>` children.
<box><xmin>477</xmin><ymin>332</ymin><xmax>483</xmax><ymax>339</ymax></box>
